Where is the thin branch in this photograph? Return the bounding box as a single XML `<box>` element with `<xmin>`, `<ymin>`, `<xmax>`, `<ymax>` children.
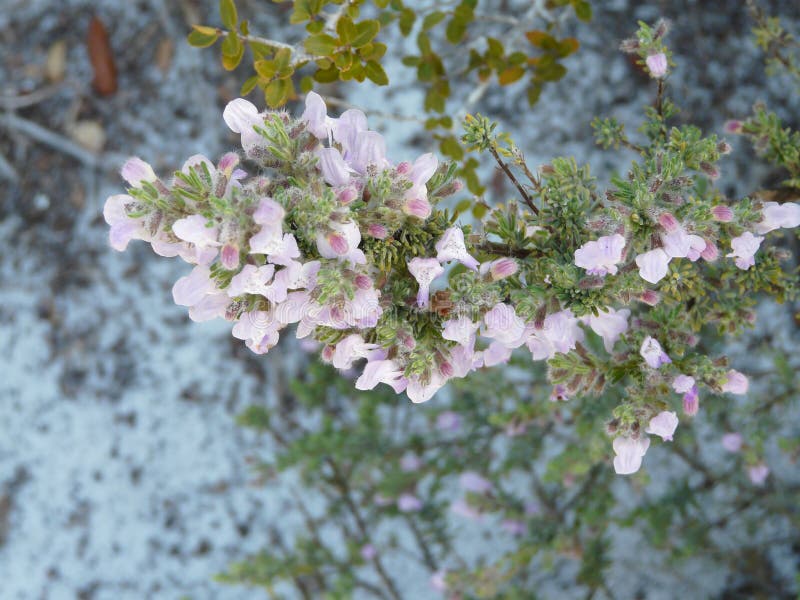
<box><xmin>488</xmin><ymin>144</ymin><xmax>539</xmax><ymax>215</ymax></box>
<box><xmin>0</xmin><ymin>84</ymin><xmax>63</xmax><ymax>110</ymax></box>
<box><xmin>1</xmin><ymin>113</ymin><xmax>100</xmax><ymax>168</ymax></box>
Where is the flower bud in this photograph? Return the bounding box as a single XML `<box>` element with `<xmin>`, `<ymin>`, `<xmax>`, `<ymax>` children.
<box><xmin>355</xmin><ymin>274</ymin><xmax>373</xmax><ymax>290</ymax></box>
<box><xmin>327</xmin><ymin>232</ymin><xmax>349</xmax><ymax>255</ymax></box>
<box><xmin>489</xmin><ymin>258</ymin><xmax>518</xmax><ymax>281</ymax></box>
<box><xmin>439</xmin><ymin>361</ymin><xmax>454</xmax><ymax>378</ymax></box>
<box><xmin>404</xmin><ymin>197</ymin><xmax>432</xmax><ymax>219</ymax></box>
<box><xmin>683</xmin><ymin>387</ymin><xmax>699</xmax><ymax>416</ymax></box>
<box><xmin>220</xmin><ymin>243</ymin><xmax>240</xmax><ymax>270</ymax></box>
<box><xmin>700</xmin><ymin>240</ymin><xmax>719</xmax><ymax>261</ymax></box>
<box><xmin>717</xmin><ymin>141</ymin><xmax>732</xmax><ymax>155</ymax></box>
<box><xmin>218</xmin><ymin>152</ymin><xmax>240</xmax><ymax>175</ymax></box>
<box><xmin>700</xmin><ymin>162</ymin><xmax>719</xmax><ymax>180</ymax></box>
<box><xmin>337</xmin><ymin>186</ymin><xmax>358</xmax><ymax>205</ymax></box>
<box><xmin>367</xmin><ymin>223</ymin><xmax>388</xmax><ymax>239</ymax></box>
<box><xmin>658</xmin><ymin>212</ymin><xmax>679</xmax><ymax>232</ymax></box>
<box><xmin>396</xmin><ymin>161</ymin><xmax>411</xmax><ymax>175</ymax></box>
<box><xmin>619</xmin><ymin>38</ymin><xmax>639</xmax><ymax>53</ymax></box>
<box><xmin>711</xmin><ymin>205</ymin><xmax>734</xmax><ymax>222</ymax></box>
<box><xmin>724</xmin><ymin>120</ymin><xmax>743</xmax><ymax>134</ymax></box>
<box><xmin>639</xmin><ymin>290</ymin><xmax>660</xmax><ymax>306</ymax></box>
<box><xmin>646</xmin><ymin>53</ymin><xmax>668</xmax><ymax>78</ymax></box>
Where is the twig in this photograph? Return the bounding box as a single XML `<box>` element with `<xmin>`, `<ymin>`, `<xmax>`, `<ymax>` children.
<box><xmin>488</xmin><ymin>144</ymin><xmax>539</xmax><ymax>215</ymax></box>
<box><xmin>0</xmin><ymin>84</ymin><xmax>63</xmax><ymax>110</ymax></box>
<box><xmin>1</xmin><ymin>113</ymin><xmax>100</xmax><ymax>168</ymax></box>
<box><xmin>655</xmin><ymin>79</ymin><xmax>665</xmax><ymax>121</ymax></box>
<box><xmin>0</xmin><ymin>151</ymin><xmax>19</xmax><ymax>183</ymax></box>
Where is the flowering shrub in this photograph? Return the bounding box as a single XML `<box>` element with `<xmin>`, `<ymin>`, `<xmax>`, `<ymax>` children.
<box><xmin>106</xmin><ymin>17</ymin><xmax>799</xmax><ymax>483</ymax></box>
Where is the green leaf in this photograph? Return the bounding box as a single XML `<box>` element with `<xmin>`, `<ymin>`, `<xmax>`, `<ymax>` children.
<box><xmin>439</xmin><ymin>135</ymin><xmax>463</xmax><ymax>160</ymax></box>
<box><xmin>399</xmin><ymin>8</ymin><xmax>416</xmax><ymax>36</ymax></box>
<box><xmin>306</xmin><ymin>20</ymin><xmax>325</xmax><ymax>34</ymax></box>
<box><xmin>254</xmin><ymin>60</ymin><xmax>277</xmax><ymax>79</ymax></box>
<box><xmin>337</xmin><ymin>15</ymin><xmax>357</xmax><ymax>44</ymax></box>
<box><xmin>240</xmin><ymin>75</ymin><xmax>259</xmax><ymax>95</ymax></box>
<box><xmin>352</xmin><ymin>19</ymin><xmax>380</xmax><ymax>47</ymax></box>
<box><xmin>365</xmin><ymin>60</ymin><xmax>388</xmax><ymax>85</ymax></box>
<box><xmin>299</xmin><ymin>75</ymin><xmax>314</xmax><ymax>93</ymax></box>
<box><xmin>446</xmin><ymin>19</ymin><xmax>467</xmax><ymax>44</ymax></box>
<box><xmin>264</xmin><ymin>78</ymin><xmax>292</xmax><ymax>107</ymax></box>
<box><xmin>305</xmin><ymin>33</ymin><xmax>337</xmax><ymax>56</ymax></box>
<box><xmin>498</xmin><ymin>66</ymin><xmax>525</xmax><ymax>85</ymax></box>
<box><xmin>187</xmin><ymin>26</ymin><xmax>220</xmax><ymax>48</ymax></box>
<box><xmin>314</xmin><ymin>66</ymin><xmax>340</xmax><ymax>83</ymax></box>
<box><xmin>574</xmin><ymin>0</ymin><xmax>592</xmax><ymax>22</ymax></box>
<box><xmin>220</xmin><ymin>0</ymin><xmax>238</xmax><ymax>30</ymax></box>
<box><xmin>422</xmin><ymin>11</ymin><xmax>446</xmax><ymax>30</ymax></box>
<box><xmin>220</xmin><ymin>32</ymin><xmax>244</xmax><ymax>70</ymax></box>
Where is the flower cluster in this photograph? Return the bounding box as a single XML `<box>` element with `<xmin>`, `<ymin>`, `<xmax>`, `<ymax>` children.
<box><xmin>105</xmin><ymin>78</ymin><xmax>799</xmax><ymax>476</ymax></box>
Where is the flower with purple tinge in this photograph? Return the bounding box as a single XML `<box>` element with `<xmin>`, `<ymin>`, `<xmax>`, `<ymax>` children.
<box><xmin>711</xmin><ymin>205</ymin><xmax>734</xmax><ymax>222</ymax></box>
<box><xmin>120</xmin><ymin>157</ymin><xmax>157</xmax><ymax>186</ymax></box>
<box><xmin>550</xmin><ymin>384</ymin><xmax>569</xmax><ymax>402</ymax></box>
<box><xmin>408</xmin><ymin>257</ymin><xmax>444</xmax><ymax>308</ymax></box>
<box><xmin>435</xmin><ymin>227</ymin><xmax>479</xmax><ymax>271</ymax></box>
<box><xmin>574</xmin><ymin>233</ymin><xmax>626</xmax><ymax>276</ymax></box>
<box><xmin>450</xmin><ymin>499</ymin><xmax>483</xmax><ymax>520</ymax></box>
<box><xmin>722</xmin><ymin>432</ymin><xmax>743</xmax><ymax>453</ymax></box>
<box><xmin>612</xmin><ymin>436</ymin><xmax>650</xmax><ymax>475</ymax></box>
<box><xmin>658</xmin><ymin>212</ymin><xmax>680</xmax><ymax>232</ymax></box>
<box><xmin>483</xmin><ymin>303</ymin><xmax>527</xmax><ymax>348</ymax></box>
<box><xmin>501</xmin><ymin>520</ymin><xmax>526</xmax><ymax>536</ymax></box>
<box><xmin>367</xmin><ymin>223</ymin><xmax>388</xmax><ymax>239</ymax></box>
<box><xmin>226</xmin><ymin>264</ymin><xmax>276</xmax><ymax>297</ymax></box>
<box><xmin>223</xmin><ymin>98</ymin><xmax>263</xmax><ymax>152</ymax></box>
<box><xmin>331</xmin><ymin>334</ymin><xmax>380</xmax><ymax>370</ymax></box>
<box><xmin>721</xmin><ymin>369</ymin><xmax>748</xmax><ymax>394</ymax></box>
<box><xmin>442</xmin><ymin>316</ymin><xmax>478</xmax><ymax>347</ymax></box>
<box><xmin>747</xmin><ymin>463</ymin><xmax>769</xmax><ymax>486</ymax></box>
<box><xmin>640</xmin><ymin>336</ymin><xmax>671</xmax><ymax>368</ymax></box>
<box><xmin>459</xmin><ymin>471</ymin><xmax>492</xmax><ymax>493</ymax></box>
<box><xmin>400</xmin><ymin>454</ymin><xmax>422</xmax><ymax>472</ymax></box>
<box><xmin>753</xmin><ymin>201</ymin><xmax>800</xmax><ymax>234</ymax></box>
<box><xmin>355</xmin><ymin>359</ymin><xmax>404</xmax><ymax>391</ymax></box>
<box><xmin>526</xmin><ymin>309</ymin><xmax>585</xmax><ymax>360</ymax></box>
<box><xmin>333</xmin><ymin>108</ymin><xmax>368</xmax><ymax>156</ymax></box>
<box><xmin>672</xmin><ymin>374</ymin><xmax>695</xmax><ymax>394</ymax></box>
<box><xmin>404</xmin><ymin>196</ymin><xmax>432</xmax><ymax>219</ymax></box>
<box><xmin>317</xmin><ymin>221</ymin><xmax>366</xmax><ymax>266</ymax></box>
<box><xmin>232</xmin><ymin>310</ymin><xmax>281</xmax><ymax>354</ymax></box>
<box><xmin>188</xmin><ymin>292</ymin><xmax>230</xmax><ymax>323</ymax></box>
<box><xmin>253</xmin><ymin>198</ymin><xmax>285</xmax><ymax>225</ymax></box>
<box><xmin>173</xmin><ymin>265</ymin><xmax>216</xmax><ymax>307</ymax></box>
<box><xmin>360</xmin><ymin>544</ymin><xmax>377</xmax><ymax>561</ymax></box>
<box><xmin>646</xmin><ymin>411</ymin><xmax>679</xmax><ymax>441</ymax></box>
<box><xmin>635</xmin><ymin>248</ymin><xmax>670</xmax><ymax>283</ymax></box>
<box><xmin>727</xmin><ymin>232</ymin><xmax>763</xmax><ymax>270</ymax></box>
<box><xmin>220</xmin><ymin>244</ymin><xmax>240</xmax><ymax>270</ymax></box>
<box><xmin>646</xmin><ymin>52</ymin><xmax>668</xmax><ymax>78</ymax></box>
<box><xmin>430</xmin><ymin>570</ymin><xmax>448</xmax><ymax>593</ymax></box>
<box><xmin>639</xmin><ymin>290</ymin><xmax>660</xmax><ymax>306</ymax></box>
<box><xmin>482</xmin><ymin>341</ymin><xmax>513</xmax><ymax>367</ymax></box>
<box><xmin>700</xmin><ymin>240</ymin><xmax>719</xmax><ymax>262</ymax></box>
<box><xmin>583</xmin><ymin>307</ymin><xmax>630</xmax><ymax>353</ymax></box>
<box><xmin>350</xmin><ymin>130</ymin><xmax>387</xmax><ymax>174</ymax></box>
<box><xmin>661</xmin><ymin>226</ymin><xmax>706</xmax><ymax>260</ymax></box>
<box><xmin>406</xmin><ymin>373</ymin><xmax>446</xmax><ymax>403</ymax></box>
<box><xmin>301</xmin><ymin>91</ymin><xmax>335</xmax><ymax>140</ymax></box>
<box><xmin>436</xmin><ymin>411</ymin><xmax>461</xmax><ymax>432</ymax></box>
<box><xmin>317</xmin><ymin>147</ymin><xmax>351</xmax><ymax>187</ymax></box>
<box><xmin>172</xmin><ymin>215</ymin><xmax>221</xmax><ymax>250</ymax></box>
<box><xmin>103</xmin><ymin>194</ymin><xmax>150</xmax><ymax>251</ymax></box>
<box><xmin>397</xmin><ymin>493</ymin><xmax>423</xmax><ymax>512</ymax></box>
<box><xmin>374</xmin><ymin>494</ymin><xmax>393</xmax><ymax>507</ymax></box>
<box><xmin>682</xmin><ymin>386</ymin><xmax>699</xmax><ymax>416</ymax></box>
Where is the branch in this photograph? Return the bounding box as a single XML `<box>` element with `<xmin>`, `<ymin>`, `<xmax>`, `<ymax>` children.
<box><xmin>488</xmin><ymin>144</ymin><xmax>539</xmax><ymax>215</ymax></box>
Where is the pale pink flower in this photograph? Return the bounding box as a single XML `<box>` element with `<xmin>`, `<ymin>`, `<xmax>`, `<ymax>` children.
<box><xmin>672</xmin><ymin>374</ymin><xmax>696</xmax><ymax>394</ymax></box>
<box><xmin>331</xmin><ymin>334</ymin><xmax>380</xmax><ymax>370</ymax></box>
<box><xmin>332</xmin><ymin>108</ymin><xmax>368</xmax><ymax>157</ymax></box>
<box><xmin>483</xmin><ymin>303</ymin><xmax>527</xmax><ymax>348</ymax></box>
<box><xmin>550</xmin><ymin>384</ymin><xmax>569</xmax><ymax>402</ymax></box>
<box><xmin>404</xmin><ymin>196</ymin><xmax>432</xmax><ymax>219</ymax></box>
<box><xmin>700</xmin><ymin>240</ymin><xmax>719</xmax><ymax>261</ymax></box>
<box><xmin>721</xmin><ymin>369</ymin><xmax>748</xmax><ymax>394</ymax></box>
<box><xmin>635</xmin><ymin>248</ymin><xmax>670</xmax><ymax>283</ymax></box>
<box><xmin>661</xmin><ymin>227</ymin><xmax>706</xmax><ymax>260</ymax></box>
<box><xmin>583</xmin><ymin>307</ymin><xmax>630</xmax><ymax>353</ymax></box>
<box><xmin>172</xmin><ymin>265</ymin><xmax>216</xmax><ymax>307</ymax></box>
<box><xmin>301</xmin><ymin>91</ymin><xmax>335</xmax><ymax>140</ymax></box>
<box><xmin>226</xmin><ymin>264</ymin><xmax>276</xmax><ymax>297</ymax></box>
<box><xmin>436</xmin><ymin>411</ymin><xmax>461</xmax><ymax>432</ymax></box>
<box><xmin>526</xmin><ymin>309</ymin><xmax>584</xmax><ymax>360</ymax></box>
<box><xmin>645</xmin><ymin>411</ymin><xmax>679</xmax><ymax>441</ymax></box>
<box><xmin>397</xmin><ymin>493</ymin><xmax>423</xmax><ymax>512</ymax></box>
<box><xmin>220</xmin><ymin>244</ymin><xmax>240</xmax><ymax>270</ymax></box>
<box><xmin>481</xmin><ymin>341</ymin><xmax>513</xmax><ymax>367</ymax></box>
<box><xmin>253</xmin><ymin>198</ymin><xmax>285</xmax><ymax>225</ymax></box>
<box><xmin>400</xmin><ymin>454</ymin><xmax>423</xmax><ymax>472</ymax></box>
<box><xmin>459</xmin><ymin>471</ymin><xmax>492</xmax><ymax>493</ymax></box>
<box><xmin>442</xmin><ymin>316</ymin><xmax>478</xmax><ymax>347</ymax></box>
<box><xmin>747</xmin><ymin>463</ymin><xmax>769</xmax><ymax>486</ymax></box>
<box><xmin>682</xmin><ymin>386</ymin><xmax>699</xmax><ymax>416</ymax></box>
<box><xmin>223</xmin><ymin>98</ymin><xmax>262</xmax><ymax>152</ymax></box>
<box><xmin>172</xmin><ymin>215</ymin><xmax>221</xmax><ymax>249</ymax></box>
<box><xmin>753</xmin><ymin>201</ymin><xmax>800</xmax><ymax>234</ymax></box>
<box><xmin>408</xmin><ymin>257</ymin><xmax>444</xmax><ymax>307</ymax></box>
<box><xmin>355</xmin><ymin>359</ymin><xmax>404</xmax><ymax>391</ymax></box>
<box><xmin>316</xmin><ymin>221</ymin><xmax>365</xmax><ymax>266</ymax></box>
<box><xmin>722</xmin><ymin>432</ymin><xmax>743</xmax><ymax>453</ymax></box>
<box><xmin>435</xmin><ymin>227</ymin><xmax>479</xmax><ymax>271</ymax></box>
<box><xmin>481</xmin><ymin>257</ymin><xmax>518</xmax><ymax>281</ymax></box>
<box><xmin>612</xmin><ymin>436</ymin><xmax>650</xmax><ymax>475</ymax></box>
<box><xmin>450</xmin><ymin>499</ymin><xmax>483</xmax><ymax>520</ymax></box>
<box><xmin>367</xmin><ymin>223</ymin><xmax>388</xmax><ymax>239</ymax></box>
<box><xmin>658</xmin><ymin>212</ymin><xmax>680</xmax><ymax>232</ymax></box>
<box><xmin>573</xmin><ymin>234</ymin><xmax>626</xmax><ymax>276</ymax></box>
<box><xmin>188</xmin><ymin>292</ymin><xmax>230</xmax><ymax>322</ymax></box>
<box><xmin>317</xmin><ymin>147</ymin><xmax>351</xmax><ymax>187</ymax></box>
<box><xmin>640</xmin><ymin>336</ymin><xmax>671</xmax><ymax>368</ymax></box>
<box><xmin>406</xmin><ymin>373</ymin><xmax>447</xmax><ymax>403</ymax></box>
<box><xmin>232</xmin><ymin>310</ymin><xmax>281</xmax><ymax>353</ymax></box>
<box><xmin>120</xmin><ymin>157</ymin><xmax>157</xmax><ymax>186</ymax></box>
<box><xmin>103</xmin><ymin>194</ymin><xmax>150</xmax><ymax>251</ymax></box>
<box><xmin>430</xmin><ymin>570</ymin><xmax>448</xmax><ymax>592</ymax></box>
<box><xmin>646</xmin><ymin>52</ymin><xmax>668</xmax><ymax>78</ymax></box>
<box><xmin>727</xmin><ymin>232</ymin><xmax>763</xmax><ymax>270</ymax></box>
<box><xmin>350</xmin><ymin>130</ymin><xmax>387</xmax><ymax>174</ymax></box>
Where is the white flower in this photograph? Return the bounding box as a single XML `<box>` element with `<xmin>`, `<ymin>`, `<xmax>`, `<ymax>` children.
<box><xmin>612</xmin><ymin>437</ymin><xmax>650</xmax><ymax>475</ymax></box>
<box><xmin>435</xmin><ymin>227</ymin><xmax>479</xmax><ymax>271</ymax></box>
<box><xmin>727</xmin><ymin>232</ymin><xmax>763</xmax><ymax>270</ymax></box>
<box><xmin>635</xmin><ymin>249</ymin><xmax>670</xmax><ymax>283</ymax></box>
<box><xmin>645</xmin><ymin>411</ymin><xmax>679</xmax><ymax>441</ymax></box>
<box><xmin>574</xmin><ymin>234</ymin><xmax>626</xmax><ymax>276</ymax></box>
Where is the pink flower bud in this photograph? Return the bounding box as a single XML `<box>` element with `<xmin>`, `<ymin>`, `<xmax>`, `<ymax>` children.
<box><xmin>489</xmin><ymin>258</ymin><xmax>518</xmax><ymax>281</ymax></box>
<box><xmin>367</xmin><ymin>224</ymin><xmax>388</xmax><ymax>239</ymax></box>
<box><xmin>321</xmin><ymin>345</ymin><xmax>335</xmax><ymax>362</ymax></box>
<box><xmin>218</xmin><ymin>152</ymin><xmax>240</xmax><ymax>175</ymax></box>
<box><xmin>700</xmin><ymin>240</ymin><xmax>719</xmax><ymax>261</ymax></box>
<box><xmin>646</xmin><ymin>52</ymin><xmax>668</xmax><ymax>78</ymax></box>
<box><xmin>639</xmin><ymin>290</ymin><xmax>660</xmax><ymax>306</ymax></box>
<box><xmin>439</xmin><ymin>361</ymin><xmax>454</xmax><ymax>377</ymax></box>
<box><xmin>683</xmin><ymin>387</ymin><xmax>699</xmax><ymax>416</ymax></box>
<box><xmin>711</xmin><ymin>205</ymin><xmax>734</xmax><ymax>222</ymax></box>
<box><xmin>327</xmin><ymin>232</ymin><xmax>349</xmax><ymax>255</ymax></box>
<box><xmin>337</xmin><ymin>186</ymin><xmax>358</xmax><ymax>205</ymax></box>
<box><xmin>355</xmin><ymin>274</ymin><xmax>372</xmax><ymax>290</ymax></box>
<box><xmin>658</xmin><ymin>212</ymin><xmax>680</xmax><ymax>232</ymax></box>
<box><xmin>724</xmin><ymin>120</ymin><xmax>743</xmax><ymax>134</ymax></box>
<box><xmin>404</xmin><ymin>197</ymin><xmax>432</xmax><ymax>219</ymax></box>
<box><xmin>220</xmin><ymin>243</ymin><xmax>240</xmax><ymax>270</ymax></box>
<box><xmin>717</xmin><ymin>141</ymin><xmax>732</xmax><ymax>155</ymax></box>
<box><xmin>396</xmin><ymin>161</ymin><xmax>411</xmax><ymax>174</ymax></box>
<box><xmin>700</xmin><ymin>162</ymin><xmax>719</xmax><ymax>180</ymax></box>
